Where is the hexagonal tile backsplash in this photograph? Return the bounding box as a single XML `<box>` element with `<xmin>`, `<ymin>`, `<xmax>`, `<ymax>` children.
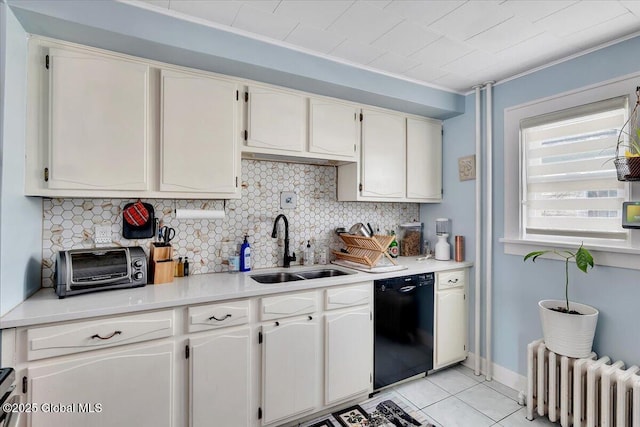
<box><xmin>42</xmin><ymin>160</ymin><xmax>419</xmax><ymax>287</ymax></box>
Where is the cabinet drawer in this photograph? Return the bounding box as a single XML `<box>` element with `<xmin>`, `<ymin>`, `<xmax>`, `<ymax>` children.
<box><xmin>325</xmin><ymin>283</ymin><xmax>370</xmax><ymax>310</ymax></box>
<box><xmin>437</xmin><ymin>269</ymin><xmax>466</xmax><ymax>290</ymax></box>
<box><xmin>27</xmin><ymin>310</ymin><xmax>174</xmax><ymax>361</ymax></box>
<box><xmin>260</xmin><ymin>291</ymin><xmax>318</xmax><ymax>321</ymax></box>
<box><xmin>187</xmin><ymin>300</ymin><xmax>250</xmax><ymax>333</ymax></box>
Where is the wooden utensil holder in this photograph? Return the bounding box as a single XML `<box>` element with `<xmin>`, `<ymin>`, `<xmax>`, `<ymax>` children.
<box><xmin>150</xmin><ymin>243</ymin><xmax>174</xmax><ymax>284</ymax></box>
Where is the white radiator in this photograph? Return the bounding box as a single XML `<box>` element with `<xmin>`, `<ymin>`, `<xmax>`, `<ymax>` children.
<box><xmin>527</xmin><ymin>339</ymin><xmax>640</xmax><ymax>427</ymax></box>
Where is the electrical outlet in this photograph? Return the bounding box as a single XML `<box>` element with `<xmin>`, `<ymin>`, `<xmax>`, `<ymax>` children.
<box><xmin>94</xmin><ymin>225</ymin><xmax>112</xmax><ymax>244</ymax></box>
<box><xmin>280</xmin><ymin>191</ymin><xmax>297</xmax><ymax>209</ymax></box>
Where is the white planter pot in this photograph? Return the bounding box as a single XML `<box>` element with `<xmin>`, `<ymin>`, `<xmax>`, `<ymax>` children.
<box><xmin>538</xmin><ymin>299</ymin><xmax>599</xmax><ymax>358</ymax></box>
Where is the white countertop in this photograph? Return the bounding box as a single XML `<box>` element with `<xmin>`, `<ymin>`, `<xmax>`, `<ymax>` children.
<box><xmin>0</xmin><ymin>257</ymin><xmax>472</xmax><ymax>329</ymax></box>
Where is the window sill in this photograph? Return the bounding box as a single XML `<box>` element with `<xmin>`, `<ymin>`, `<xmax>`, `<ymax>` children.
<box><xmin>501</xmin><ymin>237</ymin><xmax>640</xmax><ymax>271</ymax></box>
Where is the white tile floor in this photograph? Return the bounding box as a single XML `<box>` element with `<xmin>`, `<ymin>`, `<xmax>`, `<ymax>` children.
<box><xmin>300</xmin><ymin>364</ymin><xmax>559</xmax><ymax>427</ymax></box>
<box><xmin>389</xmin><ymin>364</ymin><xmax>558</xmax><ymax>427</ymax></box>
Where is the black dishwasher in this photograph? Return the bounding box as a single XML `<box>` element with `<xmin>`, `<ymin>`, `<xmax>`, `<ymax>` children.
<box><xmin>374</xmin><ymin>273</ymin><xmax>434</xmax><ymax>390</ymax></box>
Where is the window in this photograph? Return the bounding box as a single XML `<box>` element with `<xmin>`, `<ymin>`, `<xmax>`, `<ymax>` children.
<box><xmin>503</xmin><ymin>74</ymin><xmax>640</xmax><ymax>269</ymax></box>
<box><xmin>521</xmin><ymin>97</ymin><xmax>627</xmax><ymax>241</ymax></box>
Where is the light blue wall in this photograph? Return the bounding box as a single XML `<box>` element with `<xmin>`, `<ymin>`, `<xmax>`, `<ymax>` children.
<box><xmin>426</xmin><ymin>35</ymin><xmax>640</xmax><ymax>376</ymax></box>
<box><xmin>0</xmin><ymin>2</ymin><xmax>41</xmax><ymax>317</ymax></box>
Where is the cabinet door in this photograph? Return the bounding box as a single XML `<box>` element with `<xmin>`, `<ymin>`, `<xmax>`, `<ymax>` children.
<box><xmin>189</xmin><ymin>327</ymin><xmax>251</xmax><ymax>427</ymax></box>
<box><xmin>27</xmin><ymin>342</ymin><xmax>173</xmax><ymax>427</ymax></box>
<box><xmin>435</xmin><ymin>289</ymin><xmax>467</xmax><ymax>368</ymax></box>
<box><xmin>246</xmin><ymin>86</ymin><xmax>305</xmax><ymax>152</ymax></box>
<box><xmin>360</xmin><ymin>109</ymin><xmax>406</xmax><ymax>199</ymax></box>
<box><xmin>48</xmin><ymin>47</ymin><xmax>149</xmax><ymax>190</ymax></box>
<box><xmin>309</xmin><ymin>99</ymin><xmax>359</xmax><ymax>159</ymax></box>
<box><xmin>324</xmin><ymin>306</ymin><xmax>372</xmax><ymax>405</ymax></box>
<box><xmin>261</xmin><ymin>317</ymin><xmax>318</xmax><ymax>425</ymax></box>
<box><xmin>407</xmin><ymin>117</ymin><xmax>442</xmax><ymax>201</ymax></box>
<box><xmin>160</xmin><ymin>70</ymin><xmax>239</xmax><ymax>195</ymax></box>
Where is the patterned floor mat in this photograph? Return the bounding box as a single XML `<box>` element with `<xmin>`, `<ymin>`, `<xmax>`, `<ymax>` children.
<box><xmin>300</xmin><ymin>391</ymin><xmax>435</xmax><ymax>427</ymax></box>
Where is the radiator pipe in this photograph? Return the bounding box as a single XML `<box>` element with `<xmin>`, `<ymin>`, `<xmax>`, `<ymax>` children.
<box><xmin>472</xmin><ymin>84</ymin><xmax>483</xmax><ymax>377</ymax></box>
<box><xmin>485</xmin><ymin>81</ymin><xmax>495</xmax><ymax>381</ymax></box>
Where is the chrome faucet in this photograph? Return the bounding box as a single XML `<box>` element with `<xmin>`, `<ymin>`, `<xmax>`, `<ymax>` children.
<box><xmin>271</xmin><ymin>214</ymin><xmax>296</xmax><ymax>268</ymax></box>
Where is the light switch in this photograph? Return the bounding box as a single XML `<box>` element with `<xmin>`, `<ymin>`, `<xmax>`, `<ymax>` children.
<box><xmin>280</xmin><ymin>191</ymin><xmax>297</xmax><ymax>209</ymax></box>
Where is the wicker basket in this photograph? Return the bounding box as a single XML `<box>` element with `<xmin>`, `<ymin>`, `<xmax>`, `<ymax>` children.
<box><xmin>614</xmin><ymin>86</ymin><xmax>640</xmax><ymax>181</ymax></box>
<box><xmin>614</xmin><ymin>157</ymin><xmax>640</xmax><ymax>181</ymax></box>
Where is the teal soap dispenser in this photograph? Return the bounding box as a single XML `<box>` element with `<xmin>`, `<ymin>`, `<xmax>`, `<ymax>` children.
<box><xmin>240</xmin><ymin>235</ymin><xmax>251</xmax><ymax>272</ymax></box>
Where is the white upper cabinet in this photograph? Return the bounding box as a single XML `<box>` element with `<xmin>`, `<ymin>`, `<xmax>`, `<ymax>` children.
<box><xmin>406</xmin><ymin>117</ymin><xmax>442</xmax><ymax>201</ymax></box>
<box><xmin>47</xmin><ymin>47</ymin><xmax>149</xmax><ymax>191</ymax></box>
<box><xmin>160</xmin><ymin>69</ymin><xmax>240</xmax><ymax>197</ymax></box>
<box><xmin>308</xmin><ymin>98</ymin><xmax>359</xmax><ymax>159</ymax></box>
<box><xmin>360</xmin><ymin>109</ymin><xmax>406</xmax><ymax>199</ymax></box>
<box><xmin>245</xmin><ymin>85</ymin><xmax>306</xmax><ymax>152</ymax></box>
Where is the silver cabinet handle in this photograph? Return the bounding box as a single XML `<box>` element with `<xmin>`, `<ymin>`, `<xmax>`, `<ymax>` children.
<box><xmin>209</xmin><ymin>314</ymin><xmax>232</xmax><ymax>321</ymax></box>
<box><xmin>91</xmin><ymin>330</ymin><xmax>122</xmax><ymax>340</ymax></box>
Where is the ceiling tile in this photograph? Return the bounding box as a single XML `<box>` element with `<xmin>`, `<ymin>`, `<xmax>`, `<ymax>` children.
<box><xmin>284</xmin><ymin>25</ymin><xmax>346</xmax><ymax>53</ymax></box>
<box><xmin>535</xmin><ymin>1</ymin><xmax>630</xmax><ymax>37</ymax></box>
<box><xmin>428</xmin><ymin>1</ymin><xmax>514</xmax><ymax>41</ymax></box>
<box><xmin>239</xmin><ymin>0</ymin><xmax>281</xmax><ymax>13</ymax></box>
<box><xmin>233</xmin><ymin>4</ymin><xmax>298</xmax><ymax>40</ymax></box>
<box><xmin>329</xmin><ymin>38</ymin><xmax>385</xmax><ymax>65</ymax></box>
<box><xmin>368</xmin><ymin>52</ymin><xmax>420</xmax><ymax>74</ymax></box>
<box><xmin>410</xmin><ymin>37</ymin><xmax>473</xmax><ymax>68</ymax></box>
<box><xmin>402</xmin><ymin>63</ymin><xmax>448</xmax><ymax>82</ymax></box>
<box><xmin>371</xmin><ymin>20</ymin><xmax>440</xmax><ymax>57</ymax></box>
<box><xmin>621</xmin><ymin>0</ymin><xmax>640</xmax><ymax>18</ymax></box>
<box><xmin>499</xmin><ymin>0</ymin><xmax>577</xmax><ymax>23</ymax></box>
<box><xmin>440</xmin><ymin>50</ymin><xmax>500</xmax><ymax>75</ymax></box>
<box><xmin>465</xmin><ymin>16</ymin><xmax>544</xmax><ymax>53</ymax></box>
<box><xmin>275</xmin><ymin>1</ymin><xmax>354</xmax><ymax>30</ymax></box>
<box><xmin>328</xmin><ymin>1</ymin><xmax>403</xmax><ymax>44</ymax></box>
<box><xmin>495</xmin><ymin>32</ymin><xmax>579</xmax><ymax>71</ymax></box>
<box><xmin>433</xmin><ymin>73</ymin><xmax>478</xmax><ymax>93</ymax></box>
<box><xmin>359</xmin><ymin>0</ymin><xmax>393</xmax><ymax>9</ymax></box>
<box><xmin>383</xmin><ymin>0</ymin><xmax>466</xmax><ymax>26</ymax></box>
<box><xmin>169</xmin><ymin>1</ymin><xmax>242</xmax><ymax>26</ymax></box>
<box><xmin>564</xmin><ymin>11</ymin><xmax>640</xmax><ymax>50</ymax></box>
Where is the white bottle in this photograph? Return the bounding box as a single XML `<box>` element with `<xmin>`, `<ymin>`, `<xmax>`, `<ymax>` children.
<box><xmin>304</xmin><ymin>240</ymin><xmax>314</xmax><ymax>266</ymax></box>
<box><xmin>435</xmin><ymin>233</ymin><xmax>451</xmax><ymax>261</ymax></box>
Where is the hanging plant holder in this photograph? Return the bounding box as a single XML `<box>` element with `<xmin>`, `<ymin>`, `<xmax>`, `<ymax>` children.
<box><xmin>614</xmin><ymin>86</ymin><xmax>640</xmax><ymax>181</ymax></box>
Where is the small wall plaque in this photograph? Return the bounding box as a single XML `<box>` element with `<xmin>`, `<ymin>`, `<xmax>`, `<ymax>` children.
<box><xmin>458</xmin><ymin>155</ymin><xmax>476</xmax><ymax>181</ymax></box>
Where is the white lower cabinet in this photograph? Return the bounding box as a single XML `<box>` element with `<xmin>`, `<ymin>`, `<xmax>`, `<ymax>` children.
<box><xmin>261</xmin><ymin>316</ymin><xmax>319</xmax><ymax>425</ymax></box>
<box><xmin>434</xmin><ymin>270</ymin><xmax>468</xmax><ymax>369</ymax></box>
<box><xmin>3</xmin><ymin>281</ymin><xmax>381</xmax><ymax>427</ymax></box>
<box><xmin>27</xmin><ymin>341</ymin><xmax>174</xmax><ymax>427</ymax></box>
<box><xmin>189</xmin><ymin>327</ymin><xmax>251</xmax><ymax>427</ymax></box>
<box><xmin>324</xmin><ymin>306</ymin><xmax>372</xmax><ymax>405</ymax></box>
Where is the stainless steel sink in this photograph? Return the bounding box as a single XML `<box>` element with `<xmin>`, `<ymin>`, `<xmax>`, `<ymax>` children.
<box><xmin>296</xmin><ymin>269</ymin><xmax>352</xmax><ymax>280</ymax></box>
<box><xmin>250</xmin><ymin>268</ymin><xmax>354</xmax><ymax>284</ymax></box>
<box><xmin>250</xmin><ymin>272</ymin><xmax>305</xmax><ymax>284</ymax></box>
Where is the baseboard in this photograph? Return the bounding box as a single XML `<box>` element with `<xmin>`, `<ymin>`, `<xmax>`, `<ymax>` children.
<box><xmin>463</xmin><ymin>352</ymin><xmax>527</xmax><ymax>394</ymax></box>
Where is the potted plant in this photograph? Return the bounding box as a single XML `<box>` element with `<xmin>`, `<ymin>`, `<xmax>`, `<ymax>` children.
<box><xmin>524</xmin><ymin>243</ymin><xmax>598</xmax><ymax>358</ymax></box>
<box><xmin>614</xmin><ymin>86</ymin><xmax>640</xmax><ymax>181</ymax></box>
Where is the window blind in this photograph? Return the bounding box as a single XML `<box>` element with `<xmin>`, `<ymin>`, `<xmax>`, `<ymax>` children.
<box><xmin>521</xmin><ymin>97</ymin><xmax>628</xmax><ymax>239</ymax></box>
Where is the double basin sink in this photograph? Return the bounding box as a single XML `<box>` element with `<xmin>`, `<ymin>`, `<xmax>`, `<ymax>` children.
<box><xmin>250</xmin><ymin>268</ymin><xmax>353</xmax><ymax>284</ymax></box>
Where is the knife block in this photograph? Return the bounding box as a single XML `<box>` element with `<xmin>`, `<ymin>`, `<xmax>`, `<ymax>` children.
<box><xmin>150</xmin><ymin>243</ymin><xmax>173</xmax><ymax>284</ymax></box>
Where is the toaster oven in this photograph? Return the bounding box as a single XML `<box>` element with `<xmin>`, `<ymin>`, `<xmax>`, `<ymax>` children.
<box><xmin>55</xmin><ymin>247</ymin><xmax>147</xmax><ymax>298</ymax></box>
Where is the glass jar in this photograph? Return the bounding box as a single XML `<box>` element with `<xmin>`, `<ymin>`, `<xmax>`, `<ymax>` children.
<box><xmin>398</xmin><ymin>222</ymin><xmax>423</xmax><ymax>256</ymax></box>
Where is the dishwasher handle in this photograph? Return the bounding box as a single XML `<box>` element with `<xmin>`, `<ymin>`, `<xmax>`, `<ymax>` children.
<box><xmin>399</xmin><ymin>285</ymin><xmax>416</xmax><ymax>293</ymax></box>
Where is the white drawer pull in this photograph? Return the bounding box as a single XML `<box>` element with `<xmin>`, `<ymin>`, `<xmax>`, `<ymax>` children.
<box><xmin>209</xmin><ymin>314</ymin><xmax>232</xmax><ymax>322</ymax></box>
<box><xmin>91</xmin><ymin>330</ymin><xmax>122</xmax><ymax>340</ymax></box>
